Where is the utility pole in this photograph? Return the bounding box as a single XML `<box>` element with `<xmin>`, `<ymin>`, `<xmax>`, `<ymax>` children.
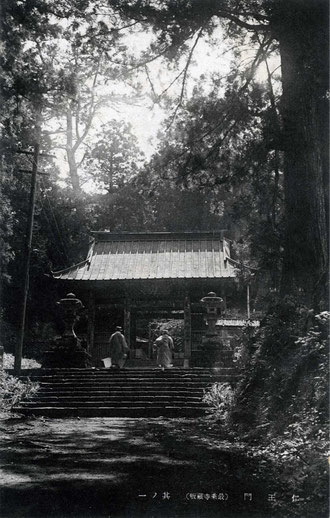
<box><xmin>14</xmin><ymin>142</ymin><xmax>40</xmax><ymax>375</ymax></box>
<box><xmin>14</xmin><ymin>142</ymin><xmax>54</xmax><ymax>375</ymax></box>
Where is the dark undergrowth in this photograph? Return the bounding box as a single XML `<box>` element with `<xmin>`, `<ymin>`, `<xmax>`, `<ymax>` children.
<box><xmin>204</xmin><ymin>299</ymin><xmax>329</xmax><ymax>517</ymax></box>
<box><xmin>1</xmin><ymin>354</ymin><xmax>39</xmax><ymax>419</ymax></box>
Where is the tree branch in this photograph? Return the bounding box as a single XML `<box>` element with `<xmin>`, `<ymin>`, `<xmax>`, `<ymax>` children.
<box><xmin>77</xmin><ymin>151</ymin><xmax>87</xmax><ymax>170</ymax></box>
<box><xmin>158</xmin><ymin>36</ymin><xmax>273</xmax><ymax>176</ymax></box>
<box><xmin>188</xmin><ymin>36</ymin><xmax>273</xmax><ymax>144</ymax></box>
<box><xmin>72</xmin><ymin>56</ymin><xmax>102</xmax><ymax>153</ymax></box>
<box><xmin>144</xmin><ymin>65</ymin><xmax>158</xmax><ymax>100</ymax></box>
<box><xmin>217</xmin><ymin>10</ymin><xmax>270</xmax><ymax>31</ymax></box>
<box><xmin>166</xmin><ymin>27</ymin><xmax>204</xmax><ymax>129</ymax></box>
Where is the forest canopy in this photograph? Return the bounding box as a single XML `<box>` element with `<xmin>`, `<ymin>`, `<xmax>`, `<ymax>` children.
<box><xmin>0</xmin><ymin>0</ymin><xmax>328</xmax><ymax>345</ymax></box>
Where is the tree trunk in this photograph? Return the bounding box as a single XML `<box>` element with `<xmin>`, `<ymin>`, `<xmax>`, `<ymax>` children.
<box><xmin>274</xmin><ymin>0</ymin><xmax>328</xmax><ymax>305</ymax></box>
<box><xmin>109</xmin><ymin>150</ymin><xmax>113</xmax><ymax>193</ymax></box>
<box><xmin>66</xmin><ymin>108</ymin><xmax>81</xmax><ymax>194</ymax></box>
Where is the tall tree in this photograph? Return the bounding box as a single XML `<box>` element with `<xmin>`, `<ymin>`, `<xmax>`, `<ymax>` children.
<box><xmin>152</xmin><ymin>74</ymin><xmax>283</xmax><ymax>289</ymax></box>
<box><xmin>86</xmin><ymin>120</ymin><xmax>145</xmax><ymax>192</ymax></box>
<box><xmin>42</xmin><ymin>25</ymin><xmax>138</xmax><ymax>194</ymax></box>
<box><xmin>110</xmin><ymin>0</ymin><xmax>329</xmax><ymax>305</ymax></box>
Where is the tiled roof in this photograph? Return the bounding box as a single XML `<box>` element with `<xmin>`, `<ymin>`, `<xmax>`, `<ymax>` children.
<box><xmin>52</xmin><ymin>232</ymin><xmax>236</xmax><ymax>281</ymax></box>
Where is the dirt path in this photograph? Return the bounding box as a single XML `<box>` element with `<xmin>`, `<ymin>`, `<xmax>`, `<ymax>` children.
<box><xmin>0</xmin><ymin>417</ymin><xmax>321</xmax><ymax>517</ymax></box>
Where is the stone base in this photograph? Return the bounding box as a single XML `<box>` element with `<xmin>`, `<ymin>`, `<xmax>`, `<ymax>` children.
<box><xmin>198</xmin><ymin>336</ymin><xmax>234</xmax><ymax>368</ymax></box>
<box><xmin>41</xmin><ymin>337</ymin><xmax>91</xmax><ymax>368</ymax></box>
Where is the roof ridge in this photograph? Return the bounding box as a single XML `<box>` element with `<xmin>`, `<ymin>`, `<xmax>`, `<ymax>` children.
<box><xmin>91</xmin><ymin>231</ymin><xmax>228</xmax><ymax>242</ymax></box>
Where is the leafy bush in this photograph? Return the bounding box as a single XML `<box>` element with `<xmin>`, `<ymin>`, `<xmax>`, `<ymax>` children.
<box><xmin>1</xmin><ymin>354</ymin><xmax>40</xmax><ymax>418</ymax></box>
<box><xmin>203</xmin><ymin>382</ymin><xmax>234</xmax><ymax>424</ymax></box>
<box><xmin>0</xmin><ymin>370</ymin><xmax>39</xmax><ymax>418</ymax></box>
<box><xmin>229</xmin><ymin>300</ymin><xmax>329</xmax><ymax>435</ymax></box>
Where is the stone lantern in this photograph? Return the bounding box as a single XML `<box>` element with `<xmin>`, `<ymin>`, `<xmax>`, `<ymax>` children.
<box><xmin>57</xmin><ymin>293</ymin><xmax>84</xmax><ymax>338</ymax></box>
<box><xmin>200</xmin><ymin>292</ymin><xmax>223</xmax><ymax>336</ymax></box>
<box><xmin>42</xmin><ymin>293</ymin><xmax>91</xmax><ymax>368</ymax></box>
<box><xmin>199</xmin><ymin>292</ymin><xmax>224</xmax><ymax>367</ymax></box>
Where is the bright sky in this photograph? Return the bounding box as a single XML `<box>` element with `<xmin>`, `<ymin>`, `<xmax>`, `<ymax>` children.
<box><xmin>47</xmin><ymin>19</ymin><xmax>280</xmax><ymax>190</ymax></box>
<box><xmin>85</xmin><ymin>25</ymin><xmax>235</xmax><ymax>157</ymax></box>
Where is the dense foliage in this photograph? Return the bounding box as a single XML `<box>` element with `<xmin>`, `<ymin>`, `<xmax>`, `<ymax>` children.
<box><xmin>111</xmin><ymin>0</ymin><xmax>329</xmax><ymax>303</ymax></box>
<box><xmin>1</xmin><ymin>355</ymin><xmax>40</xmax><ymax>418</ymax></box>
<box><xmin>231</xmin><ymin>305</ymin><xmax>328</xmax><ymax>435</ymax></box>
<box><xmin>0</xmin><ymin>6</ymin><xmax>328</xmax><ymax>502</ymax></box>
<box><xmin>203</xmin><ymin>308</ymin><xmax>329</xmax><ymax>515</ymax></box>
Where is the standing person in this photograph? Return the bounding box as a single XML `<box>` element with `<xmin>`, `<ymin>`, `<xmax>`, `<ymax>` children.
<box><xmin>155</xmin><ymin>329</ymin><xmax>174</xmax><ymax>371</ymax></box>
<box><xmin>109</xmin><ymin>326</ymin><xmax>129</xmax><ymax>369</ymax></box>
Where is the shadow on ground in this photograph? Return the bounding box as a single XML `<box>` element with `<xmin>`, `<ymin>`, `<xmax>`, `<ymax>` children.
<box><xmin>0</xmin><ymin>418</ymin><xmax>297</xmax><ymax>517</ymax></box>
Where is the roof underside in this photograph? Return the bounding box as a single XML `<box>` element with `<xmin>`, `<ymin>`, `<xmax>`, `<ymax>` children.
<box><xmin>53</xmin><ymin>233</ymin><xmax>236</xmax><ymax>282</ymax></box>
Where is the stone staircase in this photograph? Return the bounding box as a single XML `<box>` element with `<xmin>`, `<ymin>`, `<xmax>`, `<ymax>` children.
<box><xmin>12</xmin><ymin>367</ymin><xmax>240</xmax><ymax>418</ymax></box>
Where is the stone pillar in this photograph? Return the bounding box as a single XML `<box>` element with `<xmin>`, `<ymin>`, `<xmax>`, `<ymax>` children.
<box><xmin>87</xmin><ymin>291</ymin><xmax>95</xmax><ymax>355</ymax></box>
<box><xmin>183</xmin><ymin>295</ymin><xmax>191</xmax><ymax>369</ymax></box>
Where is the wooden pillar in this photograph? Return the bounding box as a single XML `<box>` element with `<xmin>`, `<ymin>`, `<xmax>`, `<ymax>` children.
<box><xmin>183</xmin><ymin>294</ymin><xmax>191</xmax><ymax>369</ymax></box>
<box><xmin>148</xmin><ymin>323</ymin><xmax>153</xmax><ymax>359</ymax></box>
<box><xmin>124</xmin><ymin>298</ymin><xmax>131</xmax><ymax>353</ymax></box>
<box><xmin>87</xmin><ymin>291</ymin><xmax>95</xmax><ymax>355</ymax></box>
<box><xmin>131</xmin><ymin>311</ymin><xmax>136</xmax><ymax>349</ymax></box>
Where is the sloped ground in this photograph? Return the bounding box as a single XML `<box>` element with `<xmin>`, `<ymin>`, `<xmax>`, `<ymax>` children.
<box><xmin>0</xmin><ymin>417</ymin><xmax>327</xmax><ymax>518</ymax></box>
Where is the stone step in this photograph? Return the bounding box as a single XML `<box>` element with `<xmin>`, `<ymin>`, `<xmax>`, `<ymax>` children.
<box><xmin>35</xmin><ymin>388</ymin><xmax>204</xmax><ymax>399</ymax></box>
<box><xmin>35</xmin><ymin>376</ymin><xmax>237</xmax><ymax>384</ymax></box>
<box><xmin>14</xmin><ymin>406</ymin><xmax>208</xmax><ymax>417</ymax></box>
<box><xmin>19</xmin><ymin>399</ymin><xmax>208</xmax><ymax>407</ymax></box>
<box><xmin>27</xmin><ymin>372</ymin><xmax>237</xmax><ymax>380</ymax></box>
<box><xmin>35</xmin><ymin>375</ymin><xmax>238</xmax><ymax>386</ymax></box>
<box><xmin>25</xmin><ymin>379</ymin><xmax>231</xmax><ymax>386</ymax></box>
<box><xmin>11</xmin><ymin>368</ymin><xmax>238</xmax><ymax>377</ymax></box>
<box><xmin>22</xmin><ymin>394</ymin><xmax>201</xmax><ymax>405</ymax></box>
<box><xmin>21</xmin><ymin>374</ymin><xmax>235</xmax><ymax>378</ymax></box>
<box><xmin>12</xmin><ymin>367</ymin><xmax>239</xmax><ymax>418</ymax></box>
<box><xmin>11</xmin><ymin>367</ymin><xmax>226</xmax><ymax>372</ymax></box>
<box><xmin>23</xmin><ymin>367</ymin><xmax>237</xmax><ymax>377</ymax></box>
